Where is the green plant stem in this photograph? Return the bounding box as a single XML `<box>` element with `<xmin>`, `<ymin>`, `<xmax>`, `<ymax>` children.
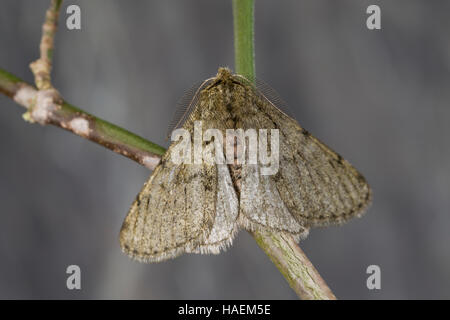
<box><xmin>232</xmin><ymin>0</ymin><xmax>336</xmax><ymax>300</ymax></box>
<box><xmin>233</xmin><ymin>0</ymin><xmax>255</xmax><ymax>81</ymax></box>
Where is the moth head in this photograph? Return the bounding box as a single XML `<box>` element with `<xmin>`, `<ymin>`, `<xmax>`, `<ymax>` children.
<box><xmin>216</xmin><ymin>67</ymin><xmax>234</xmax><ymax>83</ymax></box>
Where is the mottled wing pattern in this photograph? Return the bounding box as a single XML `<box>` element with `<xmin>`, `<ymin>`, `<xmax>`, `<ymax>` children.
<box><xmin>237</xmin><ymin>81</ymin><xmax>371</xmax><ymax>229</ymax></box>
<box><xmin>119</xmin><ymin>156</ymin><xmax>216</xmax><ymax>262</ymax></box>
<box><xmin>120</xmin><ymin>84</ymin><xmax>240</xmax><ymax>261</ymax></box>
<box><xmin>227</xmin><ymin>82</ymin><xmax>308</xmax><ymax>238</ymax></box>
<box><xmin>188</xmin><ymin>85</ymin><xmax>241</xmax><ymax>254</ymax></box>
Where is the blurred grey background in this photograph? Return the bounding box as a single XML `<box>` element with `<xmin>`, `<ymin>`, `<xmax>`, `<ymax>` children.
<box><xmin>1</xmin><ymin>0</ymin><xmax>449</xmax><ymax>299</ymax></box>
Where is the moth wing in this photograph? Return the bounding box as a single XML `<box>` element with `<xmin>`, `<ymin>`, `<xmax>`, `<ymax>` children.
<box><xmin>119</xmin><ymin>152</ymin><xmax>216</xmax><ymax>262</ymax></box>
<box><xmin>188</xmin><ymin>90</ymin><xmax>241</xmax><ymax>254</ymax></box>
<box><xmin>166</xmin><ymin>78</ymin><xmax>214</xmax><ymax>138</ymax></box>
<box><xmin>238</xmin><ymin>82</ymin><xmax>371</xmax><ymax>230</ymax></box>
<box><xmin>239</xmin><ymin>163</ymin><xmax>310</xmax><ymax>238</ymax></box>
<box><xmin>121</xmin><ymin>89</ymin><xmax>240</xmax><ymax>261</ymax></box>
<box><xmin>192</xmin><ymin>164</ymin><xmax>240</xmax><ymax>254</ymax></box>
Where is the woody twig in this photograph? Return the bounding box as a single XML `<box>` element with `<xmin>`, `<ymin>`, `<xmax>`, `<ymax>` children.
<box><xmin>0</xmin><ymin>69</ymin><xmax>164</xmax><ymax>169</ymax></box>
<box><xmin>29</xmin><ymin>0</ymin><xmax>63</xmax><ymax>90</ymax></box>
<box><xmin>8</xmin><ymin>0</ymin><xmax>164</xmax><ymax>169</ymax></box>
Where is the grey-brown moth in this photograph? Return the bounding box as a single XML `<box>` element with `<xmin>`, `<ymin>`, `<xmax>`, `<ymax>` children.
<box><xmin>119</xmin><ymin>67</ymin><xmax>372</xmax><ymax>262</ymax></box>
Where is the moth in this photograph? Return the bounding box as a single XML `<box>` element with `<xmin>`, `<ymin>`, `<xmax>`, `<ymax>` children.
<box><xmin>119</xmin><ymin>67</ymin><xmax>372</xmax><ymax>262</ymax></box>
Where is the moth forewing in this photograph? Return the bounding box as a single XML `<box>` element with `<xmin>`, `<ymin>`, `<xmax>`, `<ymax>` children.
<box><xmin>166</xmin><ymin>78</ymin><xmax>214</xmax><ymax>139</ymax></box>
<box><xmin>119</xmin><ymin>145</ymin><xmax>217</xmax><ymax>262</ymax></box>
<box><xmin>241</xmin><ymin>78</ymin><xmax>372</xmax><ymax>227</ymax></box>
